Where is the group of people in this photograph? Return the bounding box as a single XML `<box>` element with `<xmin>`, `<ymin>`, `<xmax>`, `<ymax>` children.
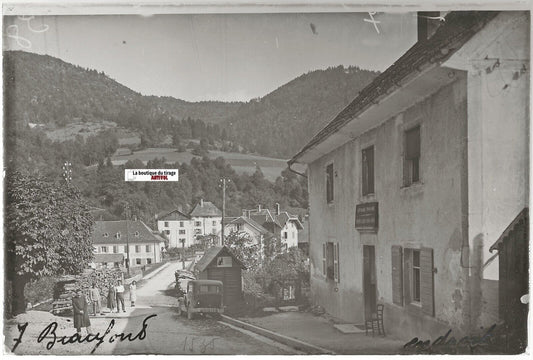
<box><xmin>71</xmin><ymin>279</ymin><xmax>138</xmax><ymax>335</ymax></box>
<box><xmin>106</xmin><ymin>280</ymin><xmax>137</xmax><ymax>313</ymax></box>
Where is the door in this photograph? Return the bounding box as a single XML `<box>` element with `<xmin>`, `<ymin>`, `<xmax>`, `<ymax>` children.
<box><xmin>363</xmin><ymin>245</ymin><xmax>377</xmax><ymax>320</ymax></box>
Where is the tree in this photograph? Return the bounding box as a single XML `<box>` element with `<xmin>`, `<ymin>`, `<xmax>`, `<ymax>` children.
<box><xmin>5</xmin><ymin>171</ymin><xmax>95</xmax><ymax>315</ymax></box>
<box><xmin>224</xmin><ymin>230</ymin><xmax>260</xmax><ymax>270</ymax></box>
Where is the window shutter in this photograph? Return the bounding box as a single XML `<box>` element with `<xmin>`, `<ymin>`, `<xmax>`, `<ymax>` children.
<box><xmin>420</xmin><ymin>247</ymin><xmax>435</xmax><ymax>316</ymax></box>
<box><xmin>391</xmin><ymin>246</ymin><xmax>403</xmax><ymax>306</ymax></box>
<box><xmin>333</xmin><ymin>242</ymin><xmax>340</xmax><ymax>283</ymax></box>
<box><xmin>322</xmin><ymin>243</ymin><xmax>326</xmax><ymax>276</ymax></box>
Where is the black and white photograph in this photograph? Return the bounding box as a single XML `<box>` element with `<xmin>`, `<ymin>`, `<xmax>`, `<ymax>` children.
<box><xmin>2</xmin><ymin>0</ymin><xmax>530</xmax><ymax>356</ymax></box>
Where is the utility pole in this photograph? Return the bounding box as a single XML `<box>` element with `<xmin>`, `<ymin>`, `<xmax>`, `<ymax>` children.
<box><xmin>221</xmin><ymin>178</ymin><xmax>226</xmax><ymax>246</ymax></box>
<box><xmin>124</xmin><ymin>203</ymin><xmax>131</xmax><ymax>277</ymax></box>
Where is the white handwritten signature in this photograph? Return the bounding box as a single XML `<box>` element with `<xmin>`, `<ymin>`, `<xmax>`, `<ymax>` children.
<box><xmin>6</xmin><ymin>16</ymin><xmax>49</xmax><ymax>49</ymax></box>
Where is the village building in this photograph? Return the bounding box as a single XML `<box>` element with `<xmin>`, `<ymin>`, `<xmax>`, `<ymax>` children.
<box><xmin>288</xmin><ymin>10</ymin><xmax>529</xmax><ymax>345</ymax></box>
<box><xmin>157</xmin><ymin>209</ymin><xmax>194</xmax><ymax>248</ymax></box>
<box><xmin>246</xmin><ymin>204</ymin><xmax>304</xmax><ymax>249</ymax></box>
<box><xmin>91</xmin><ymin>220</ymin><xmax>166</xmax><ymax>268</ymax></box>
<box><xmin>157</xmin><ymin>199</ymin><xmax>222</xmax><ymax>248</ymax></box>
<box><xmin>223</xmin><ymin>215</ymin><xmax>273</xmax><ymax>250</ymax></box>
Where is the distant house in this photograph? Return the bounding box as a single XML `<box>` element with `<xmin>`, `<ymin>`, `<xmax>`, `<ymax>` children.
<box><xmin>189</xmin><ymin>199</ymin><xmax>223</xmax><ymax>239</ymax></box>
<box><xmin>157</xmin><ymin>209</ymin><xmax>193</xmax><ymax>248</ymax></box>
<box><xmin>156</xmin><ymin>199</ymin><xmax>222</xmax><ymax>248</ymax></box>
<box><xmin>247</xmin><ymin>204</ymin><xmax>303</xmax><ymax>249</ymax></box>
<box><xmin>91</xmin><ymin>220</ymin><xmax>166</xmax><ymax>268</ymax></box>
<box><xmin>224</xmin><ymin>216</ymin><xmax>273</xmax><ymax>249</ymax></box>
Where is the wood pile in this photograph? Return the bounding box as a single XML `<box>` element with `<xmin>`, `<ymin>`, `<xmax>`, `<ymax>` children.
<box><xmin>51</xmin><ymin>268</ymin><xmax>123</xmax><ymax>314</ymax></box>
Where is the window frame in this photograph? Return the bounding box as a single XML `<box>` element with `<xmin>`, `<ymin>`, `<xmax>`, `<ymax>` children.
<box><xmin>403</xmin><ymin>126</ymin><xmax>421</xmax><ymax>187</ymax></box>
<box><xmin>145</xmin><ymin>245</ymin><xmax>151</xmax><ymax>253</ymax></box>
<box><xmin>326</xmin><ymin>162</ymin><xmax>334</xmax><ymax>204</ymax></box>
<box><xmin>362</xmin><ymin>145</ymin><xmax>375</xmax><ymax>196</ymax></box>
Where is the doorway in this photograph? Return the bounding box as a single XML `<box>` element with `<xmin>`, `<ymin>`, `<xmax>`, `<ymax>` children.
<box><xmin>363</xmin><ymin>245</ymin><xmax>377</xmax><ymax>320</ymax></box>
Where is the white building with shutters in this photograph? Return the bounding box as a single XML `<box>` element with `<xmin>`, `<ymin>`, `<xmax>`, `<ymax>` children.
<box><xmin>289</xmin><ymin>11</ymin><xmax>529</xmax><ymax>343</ymax></box>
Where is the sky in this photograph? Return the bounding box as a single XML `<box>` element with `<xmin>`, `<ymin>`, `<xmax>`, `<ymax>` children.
<box><xmin>4</xmin><ymin>12</ymin><xmax>417</xmax><ymax>102</ymax></box>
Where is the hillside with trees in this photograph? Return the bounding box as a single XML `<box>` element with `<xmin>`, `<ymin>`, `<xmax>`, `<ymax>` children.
<box><xmin>4</xmin><ymin>50</ymin><xmax>378</xmax><ymax>158</ymax></box>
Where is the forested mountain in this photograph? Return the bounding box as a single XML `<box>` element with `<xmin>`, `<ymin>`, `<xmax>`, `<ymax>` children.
<box><xmin>224</xmin><ymin>66</ymin><xmax>379</xmax><ymax>157</ymax></box>
<box><xmin>4</xmin><ymin>50</ymin><xmax>378</xmax><ymax>159</ymax></box>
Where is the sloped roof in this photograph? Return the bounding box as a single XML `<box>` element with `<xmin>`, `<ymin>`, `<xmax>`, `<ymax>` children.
<box><xmin>227</xmin><ymin>216</ymin><xmax>271</xmax><ymax>235</ymax></box>
<box><xmin>190</xmin><ymin>200</ymin><xmax>222</xmax><ymax>217</ymax></box>
<box><xmin>490</xmin><ymin>208</ymin><xmax>528</xmax><ymax>252</ymax></box>
<box><xmin>94</xmin><ymin>253</ymin><xmax>124</xmax><ymax>263</ymax></box>
<box><xmin>275</xmin><ymin>212</ymin><xmax>304</xmax><ymax>230</ymax></box>
<box><xmin>195</xmin><ymin>246</ymin><xmax>246</xmax><ymax>272</ymax></box>
<box><xmin>159</xmin><ymin>209</ymin><xmax>191</xmax><ymax>221</ymax></box>
<box><xmin>289</xmin><ymin>11</ymin><xmax>499</xmax><ymax>165</ymax></box>
<box><xmin>91</xmin><ymin>220</ymin><xmax>163</xmax><ymax>244</ymax></box>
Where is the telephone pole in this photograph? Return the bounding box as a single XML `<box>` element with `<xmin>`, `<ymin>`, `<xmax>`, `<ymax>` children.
<box><xmin>221</xmin><ymin>178</ymin><xmax>226</xmax><ymax>246</ymax></box>
<box><xmin>124</xmin><ymin>203</ymin><xmax>131</xmax><ymax>277</ymax></box>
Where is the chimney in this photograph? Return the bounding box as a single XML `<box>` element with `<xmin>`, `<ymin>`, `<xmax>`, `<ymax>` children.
<box><xmin>200</xmin><ymin>199</ymin><xmax>204</xmax><ymax>207</ymax></box>
<box><xmin>133</xmin><ymin>215</ymin><xmax>137</xmax><ymax>221</ymax></box>
<box><xmin>178</xmin><ymin>204</ymin><xmax>183</xmax><ymax>212</ymax></box>
<box><xmin>417</xmin><ymin>11</ymin><xmax>441</xmax><ymax>42</ymax></box>
<box><xmin>258</xmin><ymin>204</ymin><xmax>262</xmax><ymax>211</ymax></box>
<box><xmin>276</xmin><ymin>203</ymin><xmax>280</xmax><ymax>216</ymax></box>
<box><xmin>242</xmin><ymin>210</ymin><xmax>247</xmax><ymax>217</ymax></box>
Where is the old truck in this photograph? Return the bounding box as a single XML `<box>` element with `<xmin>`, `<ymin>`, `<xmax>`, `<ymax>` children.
<box><xmin>177</xmin><ymin>279</ymin><xmax>224</xmax><ymax>319</ymax></box>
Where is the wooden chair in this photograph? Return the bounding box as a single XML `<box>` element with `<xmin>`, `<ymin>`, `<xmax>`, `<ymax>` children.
<box><xmin>365</xmin><ymin>304</ymin><xmax>385</xmax><ymax>336</ymax></box>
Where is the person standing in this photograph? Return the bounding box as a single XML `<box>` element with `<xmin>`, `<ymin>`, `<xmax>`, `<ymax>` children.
<box><xmin>72</xmin><ymin>289</ymin><xmax>93</xmax><ymax>335</ymax></box>
<box><xmin>107</xmin><ymin>283</ymin><xmax>117</xmax><ymax>312</ymax></box>
<box><xmin>89</xmin><ymin>283</ymin><xmax>102</xmax><ymax>316</ymax></box>
<box><xmin>129</xmin><ymin>280</ymin><xmax>137</xmax><ymax>307</ymax></box>
<box><xmin>115</xmin><ymin>280</ymin><xmax>126</xmax><ymax>313</ymax></box>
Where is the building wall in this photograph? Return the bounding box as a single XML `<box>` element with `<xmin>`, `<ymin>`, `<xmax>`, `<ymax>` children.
<box><xmin>444</xmin><ymin>11</ymin><xmax>530</xmax><ymax>329</ymax></box>
<box><xmin>94</xmin><ymin>241</ymin><xmax>163</xmax><ymax>266</ymax></box>
<box><xmin>281</xmin><ymin>222</ymin><xmax>299</xmax><ymax>248</ymax></box>
<box><xmin>192</xmin><ymin>216</ymin><xmax>222</xmax><ymax>240</ymax></box>
<box><xmin>157</xmin><ymin>219</ymin><xmax>194</xmax><ymax>248</ymax></box>
<box><xmin>225</xmin><ymin>223</ymin><xmax>262</xmax><ymax>246</ymax></box>
<box><xmin>308</xmin><ymin>77</ymin><xmax>469</xmax><ymax>340</ymax></box>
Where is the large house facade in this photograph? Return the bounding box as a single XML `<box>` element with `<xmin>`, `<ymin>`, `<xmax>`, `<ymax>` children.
<box><xmin>157</xmin><ymin>199</ymin><xmax>222</xmax><ymax>248</ymax></box>
<box><xmin>289</xmin><ymin>11</ymin><xmax>529</xmax><ymax>343</ymax></box>
<box><xmin>91</xmin><ymin>220</ymin><xmax>166</xmax><ymax>268</ymax></box>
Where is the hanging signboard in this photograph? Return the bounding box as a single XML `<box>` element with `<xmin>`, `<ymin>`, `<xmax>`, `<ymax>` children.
<box><xmin>355</xmin><ymin>202</ymin><xmax>379</xmax><ymax>231</ymax></box>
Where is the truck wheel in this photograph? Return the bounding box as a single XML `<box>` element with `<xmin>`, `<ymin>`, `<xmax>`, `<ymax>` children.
<box><xmin>187</xmin><ymin>309</ymin><xmax>193</xmax><ymax>320</ymax></box>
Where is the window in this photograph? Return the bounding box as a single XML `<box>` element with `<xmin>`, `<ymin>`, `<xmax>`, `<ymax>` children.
<box><xmin>362</xmin><ymin>146</ymin><xmax>375</xmax><ymax>195</ymax></box>
<box><xmin>326</xmin><ymin>163</ymin><xmax>334</xmax><ymax>203</ymax></box>
<box><xmin>135</xmin><ymin>245</ymin><xmax>141</xmax><ymax>253</ymax></box>
<box><xmin>136</xmin><ymin>258</ymin><xmax>141</xmax><ymax>265</ymax></box>
<box><xmin>134</xmin><ymin>231</ymin><xmax>139</xmax><ymax>237</ymax></box>
<box><xmin>146</xmin><ymin>245</ymin><xmax>151</xmax><ymax>252</ymax></box>
<box><xmin>179</xmin><ymin>238</ymin><xmax>186</xmax><ymax>245</ymax></box>
<box><xmin>100</xmin><ymin>246</ymin><xmax>108</xmax><ymax>253</ymax></box>
<box><xmin>180</xmin><ymin>221</ymin><xmax>184</xmax><ymax>227</ymax></box>
<box><xmin>211</xmin><ymin>228</ymin><xmax>216</xmax><ymax>234</ymax></box>
<box><xmin>115</xmin><ymin>232</ymin><xmax>121</xmax><ymax>239</ymax></box>
<box><xmin>103</xmin><ymin>232</ymin><xmax>109</xmax><ymax>237</ymax></box>
<box><xmin>113</xmin><ymin>246</ymin><xmax>118</xmax><ymax>254</ymax></box>
<box><xmin>283</xmin><ymin>232</ymin><xmax>288</xmax><ymax>239</ymax></box>
<box><xmin>165</xmin><ymin>230</ymin><xmax>170</xmax><ymax>235</ymax></box>
<box><xmin>164</xmin><ymin>221</ymin><xmax>169</xmax><ymax>227</ymax></box>
<box><xmin>195</xmin><ymin>221</ymin><xmax>202</xmax><ymax>227</ymax></box>
<box><xmin>391</xmin><ymin>246</ymin><xmax>434</xmax><ymax>316</ymax></box>
<box><xmin>212</xmin><ymin>220</ymin><xmax>217</xmax><ymax>226</ymax></box>
<box><xmin>322</xmin><ymin>242</ymin><xmax>339</xmax><ymax>282</ymax></box>
<box><xmin>147</xmin><ymin>258</ymin><xmax>152</xmax><ymax>265</ymax></box>
<box><xmin>195</xmin><ymin>229</ymin><xmax>202</xmax><ymax>235</ymax></box>
<box><xmin>179</xmin><ymin>230</ymin><xmax>186</xmax><ymax>235</ymax></box>
<box><xmin>404</xmin><ymin>126</ymin><xmax>420</xmax><ymax>186</ymax></box>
